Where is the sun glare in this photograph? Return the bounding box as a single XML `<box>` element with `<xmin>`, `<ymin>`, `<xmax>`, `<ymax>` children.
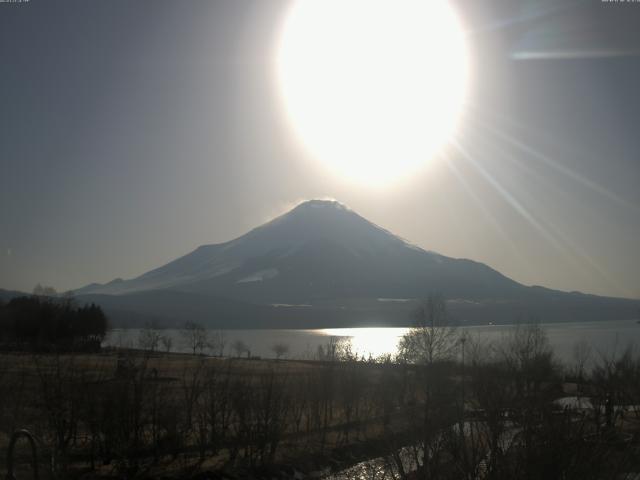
<box><xmin>321</xmin><ymin>328</ymin><xmax>410</xmax><ymax>359</ymax></box>
<box><xmin>276</xmin><ymin>0</ymin><xmax>469</xmax><ymax>186</ymax></box>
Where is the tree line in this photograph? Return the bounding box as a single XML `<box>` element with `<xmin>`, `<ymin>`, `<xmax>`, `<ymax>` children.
<box><xmin>0</xmin><ymin>295</ymin><xmax>108</xmax><ymax>351</ymax></box>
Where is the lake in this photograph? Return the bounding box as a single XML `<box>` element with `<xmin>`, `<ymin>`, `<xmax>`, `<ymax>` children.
<box><xmin>103</xmin><ymin>319</ymin><xmax>640</xmax><ymax>365</ymax></box>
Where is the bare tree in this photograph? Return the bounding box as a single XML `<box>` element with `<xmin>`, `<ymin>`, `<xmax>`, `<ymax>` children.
<box><xmin>161</xmin><ymin>335</ymin><xmax>173</xmax><ymax>353</ymax></box>
<box><xmin>208</xmin><ymin>330</ymin><xmax>226</xmax><ymax>357</ymax></box>
<box><xmin>232</xmin><ymin>339</ymin><xmax>249</xmax><ymax>358</ymax></box>
<box><xmin>498</xmin><ymin>322</ymin><xmax>555</xmax><ymax>385</ymax></box>
<box><xmin>181</xmin><ymin>321</ymin><xmax>208</xmax><ymax>355</ymax></box>
<box><xmin>271</xmin><ymin>342</ymin><xmax>289</xmax><ymax>360</ymax></box>
<box><xmin>33</xmin><ymin>353</ymin><xmax>85</xmax><ymax>473</ymax></box>
<box><xmin>571</xmin><ymin>338</ymin><xmax>592</xmax><ymax>381</ymax></box>
<box><xmin>316</xmin><ymin>336</ymin><xmax>353</xmax><ymax>361</ymax></box>
<box><xmin>138</xmin><ymin>323</ymin><xmax>161</xmax><ymax>352</ymax></box>
<box><xmin>397</xmin><ymin>293</ymin><xmax>457</xmax><ymax>364</ymax></box>
<box><xmin>591</xmin><ymin>345</ymin><xmax>638</xmax><ymax>430</ymax></box>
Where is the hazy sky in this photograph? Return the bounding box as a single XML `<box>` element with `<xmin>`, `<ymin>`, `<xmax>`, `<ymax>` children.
<box><xmin>1</xmin><ymin>0</ymin><xmax>639</xmax><ymax>299</ymax></box>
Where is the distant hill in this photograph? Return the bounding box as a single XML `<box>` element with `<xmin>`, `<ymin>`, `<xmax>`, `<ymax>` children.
<box><xmin>64</xmin><ymin>199</ymin><xmax>639</xmax><ymax>327</ymax></box>
<box><xmin>0</xmin><ymin>289</ymin><xmax>26</xmax><ymax>303</ymax></box>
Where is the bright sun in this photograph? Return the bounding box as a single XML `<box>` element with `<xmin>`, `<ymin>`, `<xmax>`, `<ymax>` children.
<box><xmin>276</xmin><ymin>0</ymin><xmax>469</xmax><ymax>186</ymax></box>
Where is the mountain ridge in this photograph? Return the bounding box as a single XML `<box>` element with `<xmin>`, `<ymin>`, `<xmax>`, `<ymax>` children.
<box><xmin>74</xmin><ymin>200</ymin><xmax>523</xmax><ymax>301</ymax></box>
<box><xmin>63</xmin><ymin>199</ymin><xmax>638</xmax><ymax>327</ymax></box>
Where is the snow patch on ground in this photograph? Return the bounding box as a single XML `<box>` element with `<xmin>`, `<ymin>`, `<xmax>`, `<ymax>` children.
<box><xmin>447</xmin><ymin>298</ymin><xmax>482</xmax><ymax>305</ymax></box>
<box><xmin>270</xmin><ymin>303</ymin><xmax>312</xmax><ymax>308</ymax></box>
<box><xmin>202</xmin><ymin>263</ymin><xmax>238</xmax><ymax>278</ymax></box>
<box><xmin>237</xmin><ymin>268</ymin><xmax>279</xmax><ymax>283</ymax></box>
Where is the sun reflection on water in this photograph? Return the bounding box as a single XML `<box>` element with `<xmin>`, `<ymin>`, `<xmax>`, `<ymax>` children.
<box><xmin>317</xmin><ymin>327</ymin><xmax>410</xmax><ymax>359</ymax></box>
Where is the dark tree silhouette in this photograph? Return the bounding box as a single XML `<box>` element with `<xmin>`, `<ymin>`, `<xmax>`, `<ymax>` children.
<box><xmin>0</xmin><ymin>296</ymin><xmax>108</xmax><ymax>351</ymax></box>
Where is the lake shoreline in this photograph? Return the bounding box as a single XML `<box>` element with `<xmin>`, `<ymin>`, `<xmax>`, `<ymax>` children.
<box><xmin>104</xmin><ymin>318</ymin><xmax>640</xmax><ymax>364</ymax></box>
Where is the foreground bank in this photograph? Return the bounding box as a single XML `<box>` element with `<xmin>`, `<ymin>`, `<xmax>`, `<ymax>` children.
<box><xmin>2</xmin><ymin>323</ymin><xmax>640</xmax><ymax>479</ymax></box>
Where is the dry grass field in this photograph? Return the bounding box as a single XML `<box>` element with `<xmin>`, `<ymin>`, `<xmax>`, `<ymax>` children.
<box><xmin>0</xmin><ymin>349</ymin><xmax>421</xmax><ymax>479</ymax></box>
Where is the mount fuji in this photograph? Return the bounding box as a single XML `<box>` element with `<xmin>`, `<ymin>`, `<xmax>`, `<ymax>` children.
<box><xmin>72</xmin><ymin>200</ymin><xmax>638</xmax><ymax>328</ymax></box>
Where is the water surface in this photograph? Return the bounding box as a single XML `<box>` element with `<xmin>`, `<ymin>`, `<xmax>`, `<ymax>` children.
<box><xmin>103</xmin><ymin>319</ymin><xmax>640</xmax><ymax>364</ymax></box>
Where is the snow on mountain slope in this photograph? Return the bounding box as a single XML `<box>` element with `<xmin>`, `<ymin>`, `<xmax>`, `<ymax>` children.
<box><xmin>75</xmin><ymin>200</ymin><xmax>521</xmax><ymax>303</ymax></box>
